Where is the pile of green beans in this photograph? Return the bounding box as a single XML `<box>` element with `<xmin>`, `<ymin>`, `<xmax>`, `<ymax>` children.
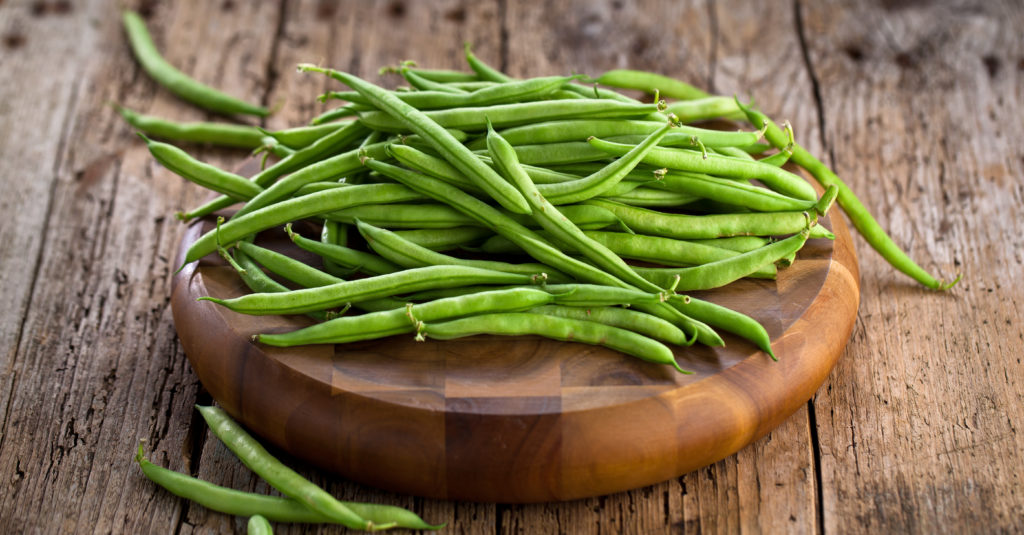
<box><xmin>122</xmin><ymin>17</ymin><xmax>955</xmax><ymax>525</ymax></box>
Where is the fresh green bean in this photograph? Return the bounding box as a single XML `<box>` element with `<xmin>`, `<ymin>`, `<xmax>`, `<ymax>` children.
<box><xmin>663</xmin><ymin>97</ymin><xmax>746</xmax><ymax>123</ymax></box>
<box><xmin>532</xmin><ymin>305</ymin><xmax>690</xmax><ymax>346</ymax></box>
<box><xmin>589</xmin><ymin>137</ymin><xmax>818</xmax><ymax>201</ymax></box>
<box><xmin>358</xmin><ymin>100</ymin><xmax>657</xmax><ymax>133</ymax></box>
<box><xmin>287</xmin><ymin>224</ymin><xmax>402</xmax><ymax>276</ymax></box>
<box><xmin>300</xmin><ymin>65</ymin><xmax>533</xmax><ymax>215</ymax></box>
<box><xmin>247</xmin><ymin>515</ymin><xmax>272</xmax><ymax>535</ymax></box>
<box><xmin>122</xmin><ymin>11</ymin><xmax>268</xmax><ymax>117</ymax></box>
<box><xmin>402</xmin><ymin>66</ymin><xmax>468</xmax><ymax>93</ymax></box>
<box><xmin>391</xmin><ymin>226</ymin><xmax>493</xmax><ymax>251</ymax></box>
<box><xmin>140</xmin><ymin>135</ymin><xmax>263</xmax><ymax>200</ymax></box>
<box><xmin>257</xmin><ymin>287</ymin><xmax>557</xmax><ymax>346</ymax></box>
<box><xmin>650</xmin><ymin>171</ymin><xmax>817</xmax><ymax>212</ymax></box>
<box><xmin>402</xmin><ymin>67</ymin><xmax>479</xmax><ymax>83</ymax></box>
<box><xmin>237</xmin><ymin>241</ymin><xmax>342</xmax><ymax>287</ymax></box>
<box><xmin>320</xmin><ymin>219</ymin><xmax>349</xmax><ymax>277</ymax></box>
<box><xmin>592</xmin><ymin>69</ymin><xmax>710</xmax><ymax>100</ymax></box>
<box><xmin>690</xmin><ymin>236</ymin><xmax>771</xmax><ymax>253</ymax></box>
<box><xmin>357</xmin><ymin>219</ymin><xmax>572</xmax><ymax>283</ymax></box>
<box><xmin>421</xmin><ymin>312</ymin><xmax>685</xmax><ymax>372</ymax></box>
<box><xmin>601</xmin><ymin>187</ymin><xmax>700</xmax><ymax>207</ymax></box>
<box><xmin>671</xmin><ymin>296</ymin><xmax>775</xmax><ymax>359</ymax></box>
<box><xmin>228</xmin><ymin>248</ymin><xmax>328</xmax><ymax>322</ymax></box>
<box><xmin>196</xmin><ymin>406</ymin><xmax>373</xmax><ymax>530</ymax></box>
<box><xmin>403</xmin><ymin>284</ymin><xmax>669</xmax><ymax>308</ymax></box>
<box><xmin>737</xmin><ymin>100</ymin><xmax>960</xmax><ymax>289</ymax></box>
<box><xmin>201</xmin><ymin>265</ymin><xmax>537</xmax><ymax>315</ymax></box>
<box><xmin>262</xmin><ymin>122</ymin><xmax>347</xmax><ymax>149</ymax></box>
<box><xmin>135</xmin><ymin>442</ymin><xmax>440</xmax><ymax>529</ymax></box>
<box><xmin>183</xmin><ymin>184</ymin><xmax>424</xmax><ymax>265</ymax></box>
<box><xmin>116</xmin><ymin>105</ymin><xmax>264</xmax><ymax>148</ymax></box>
<box><xmin>633</xmin><ymin>230</ymin><xmax>810</xmax><ymax>290</ymax></box>
<box><xmin>585</xmin><ymin>199</ymin><xmax>818</xmax><ymax>239</ymax></box>
<box><xmin>310</xmin><ymin>105</ymin><xmax>362</xmax><ymax>125</ymax></box>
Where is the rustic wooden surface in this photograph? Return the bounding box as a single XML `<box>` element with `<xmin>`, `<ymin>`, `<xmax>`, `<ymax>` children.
<box><xmin>0</xmin><ymin>0</ymin><xmax>1019</xmax><ymax>533</ymax></box>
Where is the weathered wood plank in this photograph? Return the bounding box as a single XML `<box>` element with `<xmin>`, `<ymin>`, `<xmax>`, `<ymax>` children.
<box><xmin>795</xmin><ymin>0</ymin><xmax>1024</xmax><ymax>532</ymax></box>
<box><xmin>0</xmin><ymin>0</ymin><xmax>277</xmax><ymax>531</ymax></box>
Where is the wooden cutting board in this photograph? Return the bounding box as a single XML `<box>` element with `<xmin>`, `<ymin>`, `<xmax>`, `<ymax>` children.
<box><xmin>171</xmin><ymin>202</ymin><xmax>859</xmax><ymax>503</ymax></box>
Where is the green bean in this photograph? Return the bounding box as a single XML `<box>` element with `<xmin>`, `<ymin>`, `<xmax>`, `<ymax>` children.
<box><xmin>196</xmin><ymin>406</ymin><xmax>374</xmax><ymax>530</ymax></box>
<box><xmin>122</xmin><ymin>11</ymin><xmax>268</xmax><ymax>117</ymax></box>
<box><xmin>402</xmin><ymin>66</ymin><xmax>468</xmax><ymax>93</ymax></box>
<box><xmin>633</xmin><ymin>230</ymin><xmax>810</xmax><ymax>290</ymax></box>
<box><xmin>601</xmin><ymin>187</ymin><xmax>700</xmax><ymax>207</ymax></box>
<box><xmin>589</xmin><ymin>137</ymin><xmax>818</xmax><ymax>201</ymax></box>
<box><xmin>255</xmin><ymin>136</ymin><xmax>296</xmax><ymax>159</ymax></box>
<box><xmin>481</xmin><ymin>121</ymin><xmax>764</xmax><ymax>151</ymax></box>
<box><xmin>287</xmin><ymin>224</ymin><xmax>402</xmax><ymax>276</ymax></box>
<box><xmin>300</xmin><ymin>65</ymin><xmax>532</xmax><ymax>215</ymax></box>
<box><xmin>585</xmin><ymin>198</ymin><xmax>819</xmax><ymax>239</ymax></box>
<box><xmin>326</xmin><ymin>202</ymin><xmax>623</xmax><ymax>231</ymax></box>
<box><xmin>262</xmin><ymin>122</ymin><xmax>347</xmax><ymax>149</ymax></box>
<box><xmin>592</xmin><ymin>69</ymin><xmax>710</xmax><ymax>100</ymax></box>
<box><xmin>228</xmin><ymin>248</ymin><xmax>328</xmax><ymax>322</ymax></box>
<box><xmin>663</xmin><ymin>97</ymin><xmax>746</xmax><ymax>123</ymax></box>
<box><xmin>116</xmin><ymin>105</ymin><xmax>264</xmax><ymax>148</ymax></box>
<box><xmin>690</xmin><ymin>236</ymin><xmax>771</xmax><ymax>253</ymax></box>
<box><xmin>364</xmin><ymin>159</ymin><xmax>722</xmax><ymax>346</ymax></box>
<box><xmin>237</xmin><ymin>241</ymin><xmax>342</xmax><ymax>287</ymax></box>
<box><xmin>737</xmin><ymin>100</ymin><xmax>960</xmax><ymax>290</ymax></box>
<box><xmin>320</xmin><ymin>220</ymin><xmax>349</xmax><ymax>277</ymax></box>
<box><xmin>247</xmin><ymin>515</ymin><xmax>272</xmax><ymax>535</ymax></box>
<box><xmin>421</xmin><ymin>312</ymin><xmax>685</xmax><ymax>372</ymax></box>
<box><xmin>402</xmin><ymin>67</ymin><xmax>479</xmax><ymax>83</ymax></box>
<box><xmin>201</xmin><ymin>265</ymin><xmax>537</xmax><ymax>315</ymax></box>
<box><xmin>183</xmin><ymin>184</ymin><xmax>424</xmax><ymax>265</ymax></box>
<box><xmin>234</xmin><ymin>141</ymin><xmax>391</xmax><ymax>218</ymax></box>
<box><xmin>404</xmin><ymin>284</ymin><xmax>668</xmax><ymax>308</ymax></box>
<box><xmin>189</xmin><ymin>120</ymin><xmax>371</xmax><ymax>222</ymax></box>
<box><xmin>650</xmin><ymin>171</ymin><xmax>817</xmax><ymax>212</ymax></box>
<box><xmin>357</xmin><ymin>219</ymin><xmax>572</xmax><ymax>283</ymax></box>
<box><xmin>310</xmin><ymin>104</ymin><xmax>362</xmax><ymax>125</ymax></box>
<box><xmin>329</xmin><ymin>75</ymin><xmax>573</xmax><ymax>110</ymax></box>
<box><xmin>572</xmin><ymin>231</ymin><xmax>748</xmax><ymax>266</ymax></box>
<box><xmin>258</xmin><ymin>287</ymin><xmax>557</xmax><ymax>346</ymax></box>
<box><xmin>532</xmin><ymin>305</ymin><xmax>690</xmax><ymax>347</ymax></box>
<box><xmin>357</xmin><ymin>100</ymin><xmax>658</xmax><ymax>133</ymax></box>
<box><xmin>464</xmin><ymin>43</ymin><xmax>511</xmax><ymax>82</ymax></box>
<box><xmin>445</xmin><ymin>81</ymin><xmax>500</xmax><ymax>90</ymax></box>
<box><xmin>483</xmin><ymin>141</ymin><xmax>613</xmax><ymax>166</ymax></box>
<box><xmin>391</xmin><ymin>226</ymin><xmax>493</xmax><ymax>251</ymax></box>
<box><xmin>671</xmin><ymin>296</ymin><xmax>775</xmax><ymax>359</ymax></box>
<box><xmin>140</xmin><ymin>135</ymin><xmax>263</xmax><ymax>200</ymax></box>
<box><xmin>135</xmin><ymin>442</ymin><xmax>440</xmax><ymax>529</ymax></box>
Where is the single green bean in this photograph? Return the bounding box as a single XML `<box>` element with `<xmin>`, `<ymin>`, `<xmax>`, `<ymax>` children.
<box><xmin>311</xmin><ymin>105</ymin><xmax>362</xmax><ymax>125</ymax></box>
<box><xmin>589</xmin><ymin>137</ymin><xmax>818</xmax><ymax>201</ymax></box>
<box><xmin>356</xmin><ymin>100</ymin><xmax>658</xmax><ymax>133</ymax></box>
<box><xmin>262</xmin><ymin>122</ymin><xmax>347</xmax><ymax>149</ymax></box>
<box><xmin>585</xmin><ymin>198</ymin><xmax>818</xmax><ymax>239</ymax></box>
<box><xmin>532</xmin><ymin>305</ymin><xmax>690</xmax><ymax>346</ymax></box>
<box><xmin>184</xmin><ymin>184</ymin><xmax>424</xmax><ymax>265</ymax></box>
<box><xmin>258</xmin><ymin>287</ymin><xmax>557</xmax><ymax>346</ymax></box>
<box><xmin>671</xmin><ymin>296</ymin><xmax>775</xmax><ymax>359</ymax></box>
<box><xmin>391</xmin><ymin>226</ymin><xmax>493</xmax><ymax>251</ymax></box>
<box><xmin>122</xmin><ymin>11</ymin><xmax>268</xmax><ymax>116</ymax></box>
<box><xmin>357</xmin><ymin>219</ymin><xmax>572</xmax><ymax>282</ymax></box>
<box><xmin>247</xmin><ymin>515</ymin><xmax>272</xmax><ymax>535</ymax></box>
<box><xmin>134</xmin><ymin>442</ymin><xmax>440</xmax><ymax>529</ymax></box>
<box><xmin>650</xmin><ymin>171</ymin><xmax>817</xmax><ymax>212</ymax></box>
<box><xmin>663</xmin><ymin>97</ymin><xmax>746</xmax><ymax>123</ymax></box>
<box><xmin>116</xmin><ymin>105</ymin><xmax>264</xmax><ymax>148</ymax></box>
<box><xmin>633</xmin><ymin>230</ymin><xmax>810</xmax><ymax>290</ymax></box>
<box><xmin>402</xmin><ymin>66</ymin><xmax>468</xmax><ymax>93</ymax></box>
<box><xmin>737</xmin><ymin>100</ymin><xmax>960</xmax><ymax>289</ymax></box>
<box><xmin>592</xmin><ymin>69</ymin><xmax>710</xmax><ymax>100</ymax></box>
<box><xmin>141</xmin><ymin>135</ymin><xmax>263</xmax><ymax>200</ymax></box>
<box><xmin>201</xmin><ymin>265</ymin><xmax>537</xmax><ymax>315</ymax></box>
<box><xmin>288</xmin><ymin>224</ymin><xmax>402</xmax><ymax>276</ymax></box>
<box><xmin>421</xmin><ymin>312</ymin><xmax>685</xmax><ymax>372</ymax></box>
<box><xmin>196</xmin><ymin>406</ymin><xmax>373</xmax><ymax>530</ymax></box>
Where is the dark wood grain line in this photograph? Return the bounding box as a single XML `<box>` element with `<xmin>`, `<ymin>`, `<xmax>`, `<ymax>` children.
<box><xmin>792</xmin><ymin>4</ymin><xmax>829</xmax><ymax>534</ymax></box>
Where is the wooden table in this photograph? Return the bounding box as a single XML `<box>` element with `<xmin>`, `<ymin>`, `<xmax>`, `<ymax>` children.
<box><xmin>1</xmin><ymin>0</ymin><xmax>1020</xmax><ymax>532</ymax></box>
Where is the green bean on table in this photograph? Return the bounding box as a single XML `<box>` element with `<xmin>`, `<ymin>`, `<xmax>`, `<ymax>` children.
<box><xmin>122</xmin><ymin>11</ymin><xmax>268</xmax><ymax>117</ymax></box>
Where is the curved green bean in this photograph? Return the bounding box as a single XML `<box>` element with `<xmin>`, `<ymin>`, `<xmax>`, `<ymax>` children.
<box><xmin>591</xmin><ymin>69</ymin><xmax>710</xmax><ymax>100</ymax></box>
<box><xmin>141</xmin><ymin>135</ymin><xmax>262</xmax><ymax>200</ymax></box>
<box><xmin>122</xmin><ymin>11</ymin><xmax>268</xmax><ymax>116</ymax></box>
<box><xmin>532</xmin><ymin>305</ymin><xmax>690</xmax><ymax>347</ymax></box>
<box><xmin>421</xmin><ymin>312</ymin><xmax>685</xmax><ymax>372</ymax></box>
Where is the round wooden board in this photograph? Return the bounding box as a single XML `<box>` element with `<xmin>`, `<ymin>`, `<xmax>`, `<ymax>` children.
<box><xmin>171</xmin><ymin>205</ymin><xmax>859</xmax><ymax>503</ymax></box>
